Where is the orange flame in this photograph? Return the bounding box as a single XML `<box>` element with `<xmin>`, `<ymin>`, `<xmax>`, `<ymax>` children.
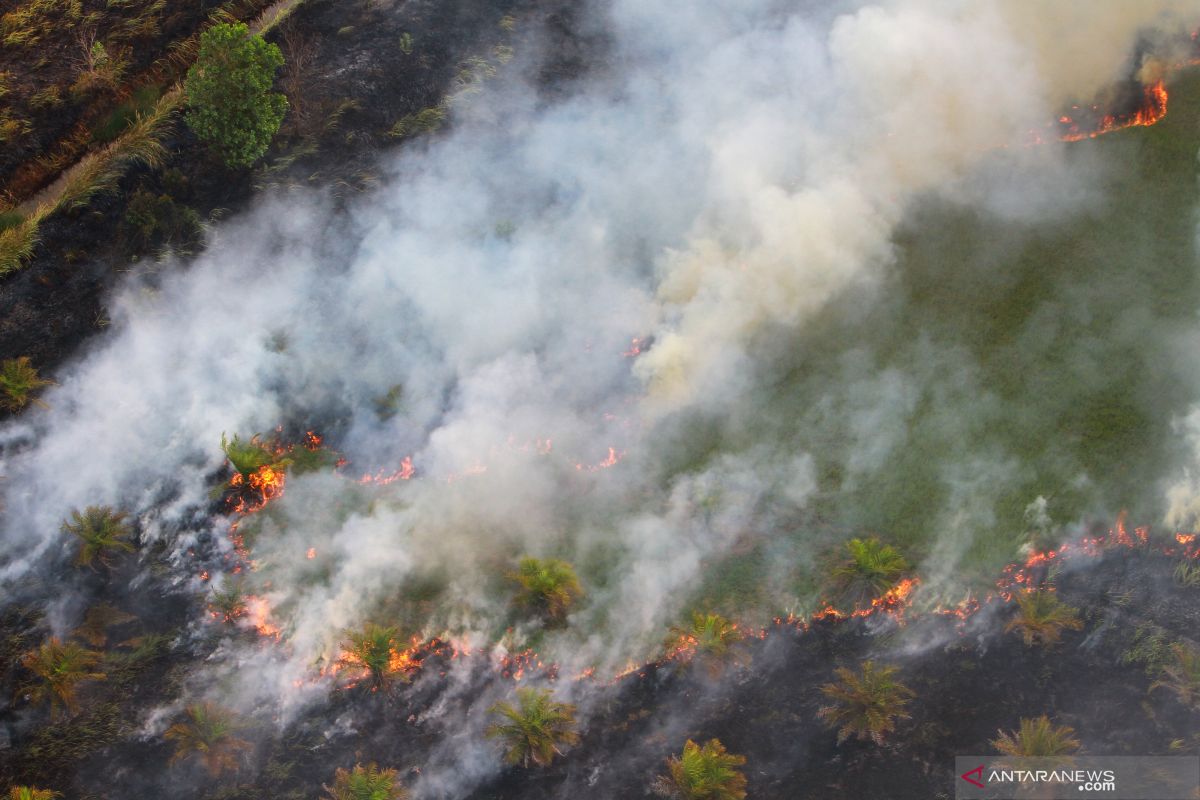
<box><xmin>1060</xmin><ymin>80</ymin><xmax>1168</xmax><ymax>142</ymax></box>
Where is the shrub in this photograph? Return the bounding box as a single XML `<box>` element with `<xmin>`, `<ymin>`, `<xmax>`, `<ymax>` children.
<box><xmin>1174</xmin><ymin>560</ymin><xmax>1200</xmax><ymax>588</ymax></box>
<box><xmin>61</xmin><ymin>505</ymin><xmax>135</xmax><ymax>569</ymax></box>
<box><xmin>666</xmin><ymin>612</ymin><xmax>745</xmax><ymax>676</ymax></box>
<box><xmin>651</xmin><ymin>738</ymin><xmax>747</xmax><ymax>800</ymax></box>
<box><xmin>122</xmin><ymin>188</ymin><xmax>203</xmax><ymax>249</ymax></box>
<box><xmin>336</xmin><ymin>623</ymin><xmax>413</xmax><ymax>689</ymax></box>
<box><xmin>221</xmin><ymin>432</ymin><xmax>280</xmax><ymax>479</ymax></box>
<box><xmin>486</xmin><ymin>687</ymin><xmax>579</xmax><ymax>768</ymax></box>
<box><xmin>817</xmin><ymin>660</ymin><xmax>914</xmax><ymax>745</ymax></box>
<box><xmin>1005</xmin><ymin>590</ymin><xmax>1083</xmax><ymax>647</ymax></box>
<box><xmin>19</xmin><ymin>638</ymin><xmax>106</xmax><ymax>716</ymax></box>
<box><xmin>9</xmin><ymin>789</ymin><xmax>60</xmax><ymax>800</ymax></box>
<box><xmin>1151</xmin><ymin>643</ymin><xmax>1200</xmax><ymax>710</ymax></box>
<box><xmin>0</xmin><ymin>356</ymin><xmax>53</xmax><ymax>411</ymax></box>
<box><xmin>166</xmin><ymin>703</ymin><xmax>251</xmax><ymax>775</ymax></box>
<box><xmin>992</xmin><ymin>716</ymin><xmax>1080</xmax><ymax>758</ymax></box>
<box><xmin>508</xmin><ymin>557</ymin><xmax>584</xmax><ymax>624</ymax></box>
<box><xmin>185</xmin><ymin>22</ymin><xmax>287</xmax><ymax>168</ymax></box>
<box><xmin>93</xmin><ymin>84</ymin><xmax>162</xmax><ymax>143</ymax></box>
<box><xmin>830</xmin><ymin>537</ymin><xmax>909</xmax><ymax>607</ymax></box>
<box><xmin>324</xmin><ymin>763</ymin><xmax>408</xmax><ymax>800</ymax></box>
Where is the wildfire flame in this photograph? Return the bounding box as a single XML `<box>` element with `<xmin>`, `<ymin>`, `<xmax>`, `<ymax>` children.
<box><xmin>1058</xmin><ymin>80</ymin><xmax>1168</xmax><ymax>142</ymax></box>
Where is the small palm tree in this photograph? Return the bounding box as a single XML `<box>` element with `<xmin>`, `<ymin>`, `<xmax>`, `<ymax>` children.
<box><xmin>0</xmin><ymin>356</ymin><xmax>53</xmax><ymax>411</ymax></box>
<box><xmin>221</xmin><ymin>432</ymin><xmax>277</xmax><ymax>479</ymax></box>
<box><xmin>817</xmin><ymin>660</ymin><xmax>914</xmax><ymax>745</ymax></box>
<box><xmin>19</xmin><ymin>638</ymin><xmax>106</xmax><ymax>716</ymax></box>
<box><xmin>830</xmin><ymin>537</ymin><xmax>909</xmax><ymax>607</ymax></box>
<box><xmin>324</xmin><ymin>763</ymin><xmax>408</xmax><ymax>800</ymax></box>
<box><xmin>508</xmin><ymin>556</ymin><xmax>584</xmax><ymax>623</ymax></box>
<box><xmin>486</xmin><ymin>687</ymin><xmax>580</xmax><ymax>768</ymax></box>
<box><xmin>667</xmin><ymin>612</ymin><xmax>744</xmax><ymax>676</ymax></box>
<box><xmin>1005</xmin><ymin>590</ymin><xmax>1083</xmax><ymax>647</ymax></box>
<box><xmin>9</xmin><ymin>787</ymin><xmax>60</xmax><ymax>800</ymax></box>
<box><xmin>1150</xmin><ymin>643</ymin><xmax>1200</xmax><ymax>710</ymax></box>
<box><xmin>165</xmin><ymin>703</ymin><xmax>251</xmax><ymax>775</ymax></box>
<box><xmin>651</xmin><ymin>738</ymin><xmax>747</xmax><ymax>800</ymax></box>
<box><xmin>993</xmin><ymin>716</ymin><xmax>1080</xmax><ymax>758</ymax></box>
<box><xmin>336</xmin><ymin>623</ymin><xmax>412</xmax><ymax>689</ymax></box>
<box><xmin>61</xmin><ymin>505</ymin><xmax>135</xmax><ymax>569</ymax></box>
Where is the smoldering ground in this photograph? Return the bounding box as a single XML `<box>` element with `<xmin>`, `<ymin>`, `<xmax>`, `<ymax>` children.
<box><xmin>2</xmin><ymin>0</ymin><xmax>1200</xmax><ymax>797</ymax></box>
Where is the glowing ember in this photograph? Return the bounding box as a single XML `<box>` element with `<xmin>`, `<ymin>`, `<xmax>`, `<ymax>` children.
<box><xmin>306</xmin><ymin>547</ymin><xmax>316</xmax><ymax>559</ymax></box>
<box><xmin>622</xmin><ymin>337</ymin><xmax>644</xmax><ymax>357</ymax></box>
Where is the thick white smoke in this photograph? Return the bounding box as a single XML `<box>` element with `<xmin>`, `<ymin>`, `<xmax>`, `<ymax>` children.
<box><xmin>1</xmin><ymin>2</ymin><xmax>1198</xmax><ymax>784</ymax></box>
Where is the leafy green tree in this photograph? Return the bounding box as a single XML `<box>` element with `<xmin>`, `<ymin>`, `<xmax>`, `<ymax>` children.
<box><xmin>324</xmin><ymin>763</ymin><xmax>408</xmax><ymax>800</ymax></box>
<box><xmin>184</xmin><ymin>22</ymin><xmax>287</xmax><ymax>168</ymax></box>
<box><xmin>0</xmin><ymin>356</ymin><xmax>52</xmax><ymax>411</ymax></box>
<box><xmin>1006</xmin><ymin>590</ymin><xmax>1083</xmax><ymax>647</ymax></box>
<box><xmin>165</xmin><ymin>703</ymin><xmax>251</xmax><ymax>775</ymax></box>
<box><xmin>651</xmin><ymin>738</ymin><xmax>747</xmax><ymax>800</ymax></box>
<box><xmin>508</xmin><ymin>557</ymin><xmax>584</xmax><ymax>623</ymax></box>
<box><xmin>9</xmin><ymin>788</ymin><xmax>60</xmax><ymax>800</ymax></box>
<box><xmin>486</xmin><ymin>687</ymin><xmax>579</xmax><ymax>768</ymax></box>
<box><xmin>1151</xmin><ymin>643</ymin><xmax>1200</xmax><ymax>710</ymax></box>
<box><xmin>61</xmin><ymin>505</ymin><xmax>135</xmax><ymax>569</ymax></box>
<box><xmin>336</xmin><ymin>623</ymin><xmax>412</xmax><ymax>689</ymax></box>
<box><xmin>992</xmin><ymin>716</ymin><xmax>1080</xmax><ymax>758</ymax></box>
<box><xmin>19</xmin><ymin>637</ymin><xmax>106</xmax><ymax>716</ymax></box>
<box><xmin>830</xmin><ymin>537</ymin><xmax>909</xmax><ymax>606</ymax></box>
<box><xmin>817</xmin><ymin>660</ymin><xmax>914</xmax><ymax>745</ymax></box>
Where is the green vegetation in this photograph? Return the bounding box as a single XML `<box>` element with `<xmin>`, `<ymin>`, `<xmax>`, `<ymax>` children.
<box><xmin>1005</xmin><ymin>590</ymin><xmax>1083</xmax><ymax>647</ymax></box>
<box><xmin>336</xmin><ymin>623</ymin><xmax>411</xmax><ymax>689</ymax></box>
<box><xmin>209</xmin><ymin>581</ymin><xmax>248</xmax><ymax>622</ymax></box>
<box><xmin>992</xmin><ymin>716</ymin><xmax>1080</xmax><ymax>758</ymax></box>
<box><xmin>486</xmin><ymin>687</ymin><xmax>579</xmax><ymax>768</ymax></box>
<box><xmin>651</xmin><ymin>738</ymin><xmax>747</xmax><ymax>800</ymax></box>
<box><xmin>0</xmin><ymin>356</ymin><xmax>53</xmax><ymax>411</ymax></box>
<box><xmin>74</xmin><ymin>33</ymin><xmax>130</xmax><ymax>94</ymax></box>
<box><xmin>165</xmin><ymin>702</ymin><xmax>251</xmax><ymax>775</ymax></box>
<box><xmin>817</xmin><ymin>660</ymin><xmax>914</xmax><ymax>745</ymax></box>
<box><xmin>58</xmin><ymin>90</ymin><xmax>177</xmax><ymax>211</ymax></box>
<box><xmin>1150</xmin><ymin>643</ymin><xmax>1200</xmax><ymax>710</ymax></box>
<box><xmin>184</xmin><ymin>22</ymin><xmax>287</xmax><ymax>168</ymax></box>
<box><xmin>508</xmin><ymin>556</ymin><xmax>584</xmax><ymax>624</ymax></box>
<box><xmin>122</xmin><ymin>187</ymin><xmax>203</xmax><ymax>249</ymax></box>
<box><xmin>324</xmin><ymin>763</ymin><xmax>408</xmax><ymax>800</ymax></box>
<box><xmin>667</xmin><ymin>612</ymin><xmax>744</xmax><ymax>676</ymax></box>
<box><xmin>221</xmin><ymin>432</ymin><xmax>285</xmax><ymax>479</ymax></box>
<box><xmin>386</xmin><ymin>106</ymin><xmax>445</xmax><ymax>140</ymax></box>
<box><xmin>830</xmin><ymin>537</ymin><xmax>910</xmax><ymax>607</ymax></box>
<box><xmin>61</xmin><ymin>505</ymin><xmax>135</xmax><ymax>569</ymax></box>
<box><xmin>8</xmin><ymin>789</ymin><xmax>60</xmax><ymax>800</ymax></box>
<box><xmin>19</xmin><ymin>638</ymin><xmax>106</xmax><ymax>716</ymax></box>
<box><xmin>1173</xmin><ymin>559</ymin><xmax>1200</xmax><ymax>588</ymax></box>
<box><xmin>94</xmin><ymin>84</ymin><xmax>162</xmax><ymax>143</ymax></box>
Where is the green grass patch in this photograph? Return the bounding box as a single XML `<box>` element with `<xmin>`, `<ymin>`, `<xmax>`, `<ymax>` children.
<box><xmin>93</xmin><ymin>84</ymin><xmax>162</xmax><ymax>143</ymax></box>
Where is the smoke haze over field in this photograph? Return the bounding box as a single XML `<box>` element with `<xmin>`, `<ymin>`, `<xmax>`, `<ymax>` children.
<box><xmin>2</xmin><ymin>1</ymin><xmax>1200</xmax><ymax>790</ymax></box>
